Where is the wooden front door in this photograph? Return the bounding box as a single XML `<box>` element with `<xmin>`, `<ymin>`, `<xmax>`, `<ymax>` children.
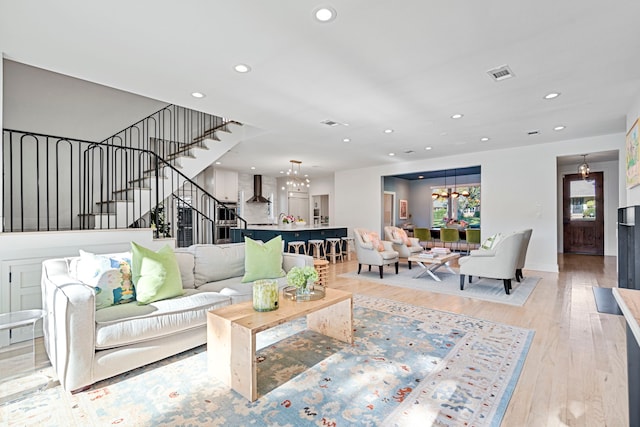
<box><xmin>562</xmin><ymin>172</ymin><xmax>604</xmax><ymax>255</ymax></box>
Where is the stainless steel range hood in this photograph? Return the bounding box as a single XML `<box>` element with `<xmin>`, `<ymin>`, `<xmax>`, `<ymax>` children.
<box><xmin>246</xmin><ymin>175</ymin><xmax>271</xmax><ymax>203</ymax></box>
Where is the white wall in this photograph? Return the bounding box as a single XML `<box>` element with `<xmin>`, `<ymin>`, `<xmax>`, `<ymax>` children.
<box><xmin>556</xmin><ymin>159</ymin><xmax>619</xmax><ymax>256</ymax></box>
<box><xmin>627</xmin><ymin>91</ymin><xmax>640</xmax><ymax>206</ymax></box>
<box><xmin>335</xmin><ymin>133</ymin><xmax>625</xmax><ymax>273</ymax></box>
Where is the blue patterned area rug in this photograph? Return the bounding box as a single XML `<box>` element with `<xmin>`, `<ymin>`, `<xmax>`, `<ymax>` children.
<box><xmin>2</xmin><ymin>295</ymin><xmax>533</xmax><ymax>426</ymax></box>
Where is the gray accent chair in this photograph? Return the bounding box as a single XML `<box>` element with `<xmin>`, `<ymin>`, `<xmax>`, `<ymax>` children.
<box><xmin>384</xmin><ymin>226</ymin><xmax>423</xmax><ymax>269</ymax></box>
<box><xmin>515</xmin><ymin>229</ymin><xmax>533</xmax><ymax>282</ymax></box>
<box><xmin>353</xmin><ymin>228</ymin><xmax>399</xmax><ymax>278</ymax></box>
<box><xmin>458</xmin><ymin>231</ymin><xmax>524</xmax><ymax>295</ymax></box>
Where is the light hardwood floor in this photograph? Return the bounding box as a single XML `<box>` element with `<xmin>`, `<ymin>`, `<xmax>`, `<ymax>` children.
<box><xmin>328</xmin><ymin>253</ymin><xmax>627</xmax><ymax>427</ymax></box>
<box><xmin>31</xmin><ymin>253</ymin><xmax>627</xmax><ymax>426</ymax></box>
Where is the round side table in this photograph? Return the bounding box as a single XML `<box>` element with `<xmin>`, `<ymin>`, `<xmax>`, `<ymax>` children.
<box><xmin>0</xmin><ymin>309</ymin><xmax>48</xmax><ymax>406</ymax></box>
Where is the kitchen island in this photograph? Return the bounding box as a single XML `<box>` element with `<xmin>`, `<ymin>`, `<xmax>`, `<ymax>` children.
<box><xmin>231</xmin><ymin>225</ymin><xmax>348</xmax><ymax>247</ymax></box>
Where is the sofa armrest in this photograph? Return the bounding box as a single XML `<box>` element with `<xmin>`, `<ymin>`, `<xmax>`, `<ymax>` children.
<box><xmin>468</xmin><ymin>249</ymin><xmax>496</xmax><ymax>257</ymax></box>
<box><xmin>282</xmin><ymin>253</ymin><xmax>314</xmax><ymax>272</ymax></box>
<box><xmin>41</xmin><ymin>259</ymin><xmax>97</xmax><ymax>392</ymax></box>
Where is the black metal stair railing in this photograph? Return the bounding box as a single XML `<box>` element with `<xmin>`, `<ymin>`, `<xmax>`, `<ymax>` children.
<box><xmin>2</xmin><ymin>128</ymin><xmax>247</xmax><ymax>246</ymax></box>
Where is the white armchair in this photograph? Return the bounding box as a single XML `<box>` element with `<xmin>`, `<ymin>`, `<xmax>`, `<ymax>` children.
<box><xmin>458</xmin><ymin>231</ymin><xmax>524</xmax><ymax>295</ymax></box>
<box><xmin>353</xmin><ymin>228</ymin><xmax>399</xmax><ymax>278</ymax></box>
<box><xmin>515</xmin><ymin>229</ymin><xmax>533</xmax><ymax>282</ymax></box>
<box><xmin>384</xmin><ymin>226</ymin><xmax>423</xmax><ymax>269</ymax></box>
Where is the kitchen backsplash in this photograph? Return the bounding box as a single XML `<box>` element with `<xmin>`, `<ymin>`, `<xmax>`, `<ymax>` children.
<box><xmin>238</xmin><ymin>173</ymin><xmax>277</xmax><ymax>224</ymax></box>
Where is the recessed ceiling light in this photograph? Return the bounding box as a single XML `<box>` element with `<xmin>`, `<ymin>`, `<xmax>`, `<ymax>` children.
<box><xmin>451</xmin><ymin>113</ymin><xmax>464</xmax><ymax>119</ymax></box>
<box><xmin>234</xmin><ymin>64</ymin><xmax>251</xmax><ymax>73</ymax></box>
<box><xmin>544</xmin><ymin>92</ymin><xmax>560</xmax><ymax>100</ymax></box>
<box><xmin>388</xmin><ymin>152</ymin><xmax>395</xmax><ymax>156</ymax></box>
<box><xmin>343</xmin><ymin>138</ymin><xmax>351</xmax><ymax>142</ymax></box>
<box><xmin>384</xmin><ymin>129</ymin><xmax>394</xmax><ymax>134</ymax></box>
<box><xmin>250</xmin><ymin>166</ymin><xmax>256</xmax><ymax>170</ymax></box>
<box><xmin>554</xmin><ymin>125</ymin><xmax>566</xmax><ymax>131</ymax></box>
<box><xmin>215</xmin><ymin>161</ymin><xmax>221</xmax><ymax>165</ymax></box>
<box><xmin>313</xmin><ymin>6</ymin><xmax>337</xmax><ymax>22</ymax></box>
<box><xmin>425</xmin><ymin>146</ymin><xmax>432</xmax><ymax>150</ymax></box>
<box><xmin>439</xmin><ymin>132</ymin><xmax>448</xmax><ymax>136</ymax></box>
<box><xmin>480</xmin><ymin>137</ymin><xmax>490</xmax><ymax>142</ymax></box>
<box><xmin>279</xmin><ymin>170</ymin><xmax>285</xmax><ymax>174</ymax></box>
<box><xmin>191</xmin><ymin>92</ymin><xmax>206</xmax><ymax>98</ymax></box>
<box><xmin>418</xmin><ymin>175</ymin><xmax>424</xmax><ymax>179</ymax></box>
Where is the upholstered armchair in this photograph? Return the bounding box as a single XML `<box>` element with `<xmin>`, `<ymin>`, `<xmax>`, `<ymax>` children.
<box><xmin>353</xmin><ymin>228</ymin><xmax>399</xmax><ymax>278</ymax></box>
<box><xmin>458</xmin><ymin>231</ymin><xmax>524</xmax><ymax>295</ymax></box>
<box><xmin>515</xmin><ymin>229</ymin><xmax>533</xmax><ymax>282</ymax></box>
<box><xmin>384</xmin><ymin>226</ymin><xmax>423</xmax><ymax>269</ymax></box>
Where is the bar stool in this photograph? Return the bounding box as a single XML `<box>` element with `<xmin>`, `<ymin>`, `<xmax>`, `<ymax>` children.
<box><xmin>325</xmin><ymin>238</ymin><xmax>343</xmax><ymax>264</ymax></box>
<box><xmin>307</xmin><ymin>239</ymin><xmax>326</xmax><ymax>260</ymax></box>
<box><xmin>341</xmin><ymin>236</ymin><xmax>354</xmax><ymax>261</ymax></box>
<box><xmin>287</xmin><ymin>241</ymin><xmax>306</xmax><ymax>254</ymax></box>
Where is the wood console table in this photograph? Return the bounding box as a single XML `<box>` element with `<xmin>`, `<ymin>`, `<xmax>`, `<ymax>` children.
<box><xmin>613</xmin><ymin>288</ymin><xmax>640</xmax><ymax>426</ymax></box>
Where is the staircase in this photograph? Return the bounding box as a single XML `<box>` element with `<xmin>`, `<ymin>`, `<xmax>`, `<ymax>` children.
<box><xmin>2</xmin><ymin>104</ymin><xmax>252</xmax><ymax>245</ymax></box>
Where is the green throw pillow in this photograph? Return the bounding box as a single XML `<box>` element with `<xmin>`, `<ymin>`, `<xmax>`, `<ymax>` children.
<box><xmin>131</xmin><ymin>242</ymin><xmax>184</xmax><ymax>304</ymax></box>
<box><xmin>481</xmin><ymin>233</ymin><xmax>502</xmax><ymax>250</ymax></box>
<box><xmin>241</xmin><ymin>236</ymin><xmax>286</xmax><ymax>283</ymax></box>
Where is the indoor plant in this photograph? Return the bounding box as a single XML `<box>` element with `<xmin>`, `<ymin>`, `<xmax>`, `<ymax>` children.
<box><xmin>286</xmin><ymin>266</ymin><xmax>319</xmax><ymax>296</ymax></box>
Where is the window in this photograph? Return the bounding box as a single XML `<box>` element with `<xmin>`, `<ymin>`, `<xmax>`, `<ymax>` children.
<box><xmin>569</xmin><ymin>179</ymin><xmax>596</xmax><ymax>220</ymax></box>
<box><xmin>431</xmin><ymin>185</ymin><xmax>481</xmax><ymax>228</ymax></box>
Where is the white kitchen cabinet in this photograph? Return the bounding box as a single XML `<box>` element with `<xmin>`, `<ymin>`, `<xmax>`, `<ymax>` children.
<box><xmin>213</xmin><ymin>169</ymin><xmax>238</xmax><ymax>202</ymax></box>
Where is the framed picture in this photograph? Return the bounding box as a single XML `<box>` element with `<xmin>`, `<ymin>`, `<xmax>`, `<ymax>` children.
<box><xmin>627</xmin><ymin>118</ymin><xmax>640</xmax><ymax>188</ymax></box>
<box><xmin>399</xmin><ymin>199</ymin><xmax>408</xmax><ymax>219</ymax></box>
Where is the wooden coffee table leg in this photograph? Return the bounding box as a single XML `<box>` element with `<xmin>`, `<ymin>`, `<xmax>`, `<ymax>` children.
<box><xmin>208</xmin><ymin>314</ymin><xmax>257</xmax><ymax>401</ymax></box>
<box><xmin>307</xmin><ymin>298</ymin><xmax>353</xmax><ymax>344</ymax></box>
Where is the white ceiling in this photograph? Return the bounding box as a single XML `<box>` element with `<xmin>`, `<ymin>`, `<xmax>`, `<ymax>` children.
<box><xmin>2</xmin><ymin>0</ymin><xmax>638</xmax><ymax>179</ymax></box>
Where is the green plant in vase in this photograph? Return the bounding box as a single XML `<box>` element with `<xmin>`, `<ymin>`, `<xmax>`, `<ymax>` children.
<box><xmin>286</xmin><ymin>266</ymin><xmax>319</xmax><ymax>296</ymax></box>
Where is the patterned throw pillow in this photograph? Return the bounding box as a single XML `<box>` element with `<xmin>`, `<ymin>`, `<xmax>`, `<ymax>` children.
<box><xmin>481</xmin><ymin>233</ymin><xmax>502</xmax><ymax>250</ymax></box>
<box><xmin>70</xmin><ymin>250</ymin><xmax>136</xmax><ymax>310</ymax></box>
<box><xmin>94</xmin><ymin>256</ymin><xmax>136</xmax><ymax>309</ymax></box>
<box><xmin>367</xmin><ymin>232</ymin><xmax>385</xmax><ymax>252</ymax></box>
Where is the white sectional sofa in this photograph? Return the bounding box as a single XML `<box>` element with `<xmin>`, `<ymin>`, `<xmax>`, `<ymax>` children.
<box><xmin>40</xmin><ymin>242</ymin><xmax>313</xmax><ymax>392</ymax></box>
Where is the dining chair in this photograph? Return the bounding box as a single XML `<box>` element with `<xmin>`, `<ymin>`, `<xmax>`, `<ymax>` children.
<box><xmin>413</xmin><ymin>227</ymin><xmax>432</xmax><ymax>249</ymax></box>
<box><xmin>464</xmin><ymin>228</ymin><xmax>481</xmax><ymax>254</ymax></box>
<box><xmin>440</xmin><ymin>228</ymin><xmax>460</xmax><ymax>251</ymax></box>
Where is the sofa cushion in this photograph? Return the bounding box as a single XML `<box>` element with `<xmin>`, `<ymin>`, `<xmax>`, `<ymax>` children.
<box><xmin>193</xmin><ymin>243</ymin><xmax>245</xmax><ymax>286</ymax></box>
<box><xmin>132</xmin><ymin>243</ymin><xmax>184</xmax><ymax>304</ymax></box>
<box><xmin>241</xmin><ymin>236</ymin><xmax>286</xmax><ymax>283</ymax></box>
<box><xmin>94</xmin><ymin>289</ymin><xmax>230</xmax><ymax>350</ymax></box>
<box><xmin>173</xmin><ymin>249</ymin><xmax>195</xmax><ymax>289</ymax></box>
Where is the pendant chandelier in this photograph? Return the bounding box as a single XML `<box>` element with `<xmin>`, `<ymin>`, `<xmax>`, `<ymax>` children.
<box><xmin>450</xmin><ymin>169</ymin><xmax>460</xmax><ymax>199</ymax></box>
<box><xmin>286</xmin><ymin>160</ymin><xmax>310</xmax><ymax>189</ymax></box>
<box><xmin>432</xmin><ymin>170</ymin><xmax>451</xmax><ymax>199</ymax></box>
<box><xmin>432</xmin><ymin>169</ymin><xmax>469</xmax><ymax>199</ymax></box>
<box><xmin>578</xmin><ymin>154</ymin><xmax>590</xmax><ymax>179</ymax></box>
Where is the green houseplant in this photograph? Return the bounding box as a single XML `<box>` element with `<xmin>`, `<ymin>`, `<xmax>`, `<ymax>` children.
<box><xmin>286</xmin><ymin>266</ymin><xmax>319</xmax><ymax>295</ymax></box>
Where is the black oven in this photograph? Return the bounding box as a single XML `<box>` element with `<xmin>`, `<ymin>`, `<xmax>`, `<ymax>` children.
<box><xmin>216</xmin><ymin>204</ymin><xmax>237</xmax><ymax>225</ymax></box>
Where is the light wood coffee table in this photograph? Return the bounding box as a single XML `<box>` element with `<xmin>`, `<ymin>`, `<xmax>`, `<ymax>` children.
<box><xmin>407</xmin><ymin>252</ymin><xmax>460</xmax><ymax>281</ymax></box>
<box><xmin>207</xmin><ymin>287</ymin><xmax>353</xmax><ymax>401</ymax></box>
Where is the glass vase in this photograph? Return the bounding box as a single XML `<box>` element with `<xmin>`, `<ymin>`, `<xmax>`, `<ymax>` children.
<box><xmin>296</xmin><ymin>279</ymin><xmax>314</xmax><ymax>299</ymax></box>
<box><xmin>253</xmin><ymin>279</ymin><xmax>279</xmax><ymax>312</ymax></box>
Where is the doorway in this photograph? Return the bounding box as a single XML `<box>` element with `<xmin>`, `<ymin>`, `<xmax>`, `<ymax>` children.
<box><xmin>562</xmin><ymin>172</ymin><xmax>604</xmax><ymax>255</ymax></box>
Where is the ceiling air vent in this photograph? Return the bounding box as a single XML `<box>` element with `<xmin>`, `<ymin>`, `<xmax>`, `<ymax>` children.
<box><xmin>487</xmin><ymin>65</ymin><xmax>515</xmax><ymax>82</ymax></box>
<box><xmin>321</xmin><ymin>119</ymin><xmax>340</xmax><ymax>127</ymax></box>
<box><xmin>527</xmin><ymin>130</ymin><xmax>541</xmax><ymax>136</ymax></box>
